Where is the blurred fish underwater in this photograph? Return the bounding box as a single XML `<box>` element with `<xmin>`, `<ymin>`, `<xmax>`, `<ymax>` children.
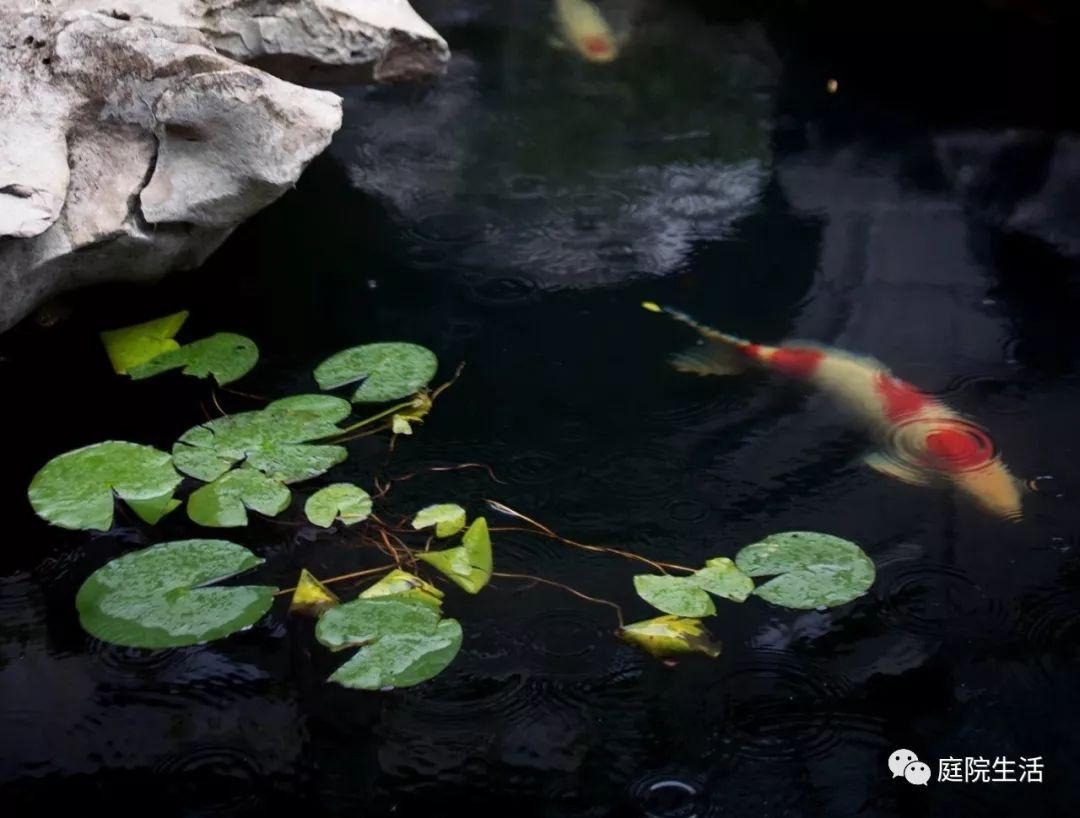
<box><xmin>645</xmin><ymin>302</ymin><xmax>1026</xmax><ymax>521</ymax></box>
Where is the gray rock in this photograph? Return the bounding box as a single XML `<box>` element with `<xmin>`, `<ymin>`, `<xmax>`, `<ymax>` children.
<box><xmin>43</xmin><ymin>0</ymin><xmax>450</xmax><ymax>83</ymax></box>
<box><xmin>0</xmin><ymin>0</ymin><xmax>449</xmax><ymax>333</ymax></box>
<box><xmin>0</xmin><ymin>10</ymin><xmax>343</xmax><ymax>332</ymax></box>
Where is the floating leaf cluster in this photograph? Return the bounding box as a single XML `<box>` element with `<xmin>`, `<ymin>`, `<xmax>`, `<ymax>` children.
<box><xmin>29</xmin><ymin>315</ymin><xmax>880</xmax><ymax>690</ymax></box>
<box><xmin>623</xmin><ymin>534</ymin><xmax>875</xmax><ymax>658</ymax></box>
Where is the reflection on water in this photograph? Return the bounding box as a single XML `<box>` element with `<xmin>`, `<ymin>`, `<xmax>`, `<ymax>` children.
<box><xmin>341</xmin><ymin>1</ymin><xmax>776</xmax><ymax>287</ymax></box>
<box><xmin>3</xmin><ymin>1</ymin><xmax>1080</xmax><ymax>816</ymax></box>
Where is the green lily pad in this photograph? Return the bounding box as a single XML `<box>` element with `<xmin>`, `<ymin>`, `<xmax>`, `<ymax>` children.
<box><xmin>329</xmin><ymin>619</ymin><xmax>463</xmax><ymax>690</ymax></box>
<box><xmin>28</xmin><ymin>441</ymin><xmax>183</xmax><ymax>531</ymax></box>
<box><xmin>173</xmin><ymin>394</ymin><xmax>350</xmax><ymax>484</ymax></box>
<box><xmin>314</xmin><ymin>342</ymin><xmax>438</xmax><ymax>403</ymax></box>
<box><xmin>417</xmin><ymin>517</ymin><xmax>492</xmax><ymax>594</ymax></box>
<box><xmin>735</xmin><ymin>531</ymin><xmax>876</xmax><ymax>610</ymax></box>
<box><xmin>75</xmin><ymin>539</ymin><xmax>276</xmax><ymax>648</ymax></box>
<box><xmin>187</xmin><ymin>467</ymin><xmax>291</xmax><ymax>527</ymax></box>
<box><xmin>316</xmin><ymin>596</ymin><xmax>438</xmax><ymax>650</ymax></box>
<box><xmin>360</xmin><ymin>569</ymin><xmax>444</xmax><ymax>609</ymax></box>
<box><xmin>689</xmin><ymin>557</ymin><xmax>755</xmax><ymax>603</ymax></box>
<box><xmin>304</xmin><ymin>484</ymin><xmax>372</xmax><ymax>528</ymax></box>
<box><xmin>100</xmin><ymin>311</ymin><xmax>189</xmax><ymax>374</ymax></box>
<box><xmin>126</xmin><ymin>492</ymin><xmax>183</xmax><ymax>526</ymax></box>
<box><xmin>412</xmin><ymin>503</ymin><xmax>467</xmax><ymax>538</ymax></box>
<box><xmin>128</xmin><ymin>332</ymin><xmax>259</xmax><ymax>386</ymax></box>
<box><xmin>633</xmin><ymin>574</ymin><xmax>717</xmax><ymax>617</ymax></box>
<box><xmin>617</xmin><ymin>615</ymin><xmax>722</xmax><ymax>659</ymax></box>
<box><xmin>315</xmin><ymin>597</ymin><xmax>460</xmax><ymax>689</ymax></box>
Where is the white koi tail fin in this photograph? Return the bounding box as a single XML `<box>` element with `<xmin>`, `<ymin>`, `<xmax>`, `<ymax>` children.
<box><xmin>671</xmin><ymin>341</ymin><xmax>749</xmax><ymax>377</ymax></box>
<box><xmin>642</xmin><ymin>301</ymin><xmax>755</xmax><ymax>377</ymax></box>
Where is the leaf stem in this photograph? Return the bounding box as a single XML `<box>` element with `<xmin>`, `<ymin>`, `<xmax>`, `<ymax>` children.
<box><xmin>491</xmin><ymin>571</ymin><xmax>624</xmax><ymax>626</ymax></box>
<box><xmin>274</xmin><ymin>564</ymin><xmax>394</xmax><ymax>597</ymax></box>
<box><xmin>485</xmin><ymin>500</ymin><xmax>696</xmax><ymax>575</ymax></box>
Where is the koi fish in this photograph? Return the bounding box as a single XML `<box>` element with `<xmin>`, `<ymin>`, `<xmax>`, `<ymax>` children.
<box><xmin>552</xmin><ymin>0</ymin><xmax>619</xmax><ymax>63</ymax></box>
<box><xmin>643</xmin><ymin>302</ymin><xmax>1025</xmax><ymax>521</ymax></box>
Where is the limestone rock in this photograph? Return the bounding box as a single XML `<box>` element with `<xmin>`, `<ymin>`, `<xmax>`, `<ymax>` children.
<box><xmin>0</xmin><ymin>10</ymin><xmax>343</xmax><ymax>332</ymax></box>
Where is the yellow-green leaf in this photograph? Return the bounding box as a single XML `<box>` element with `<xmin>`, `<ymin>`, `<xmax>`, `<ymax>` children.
<box><xmin>617</xmin><ymin>615</ymin><xmax>722</xmax><ymax>659</ymax></box>
<box><xmin>100</xmin><ymin>311</ymin><xmax>189</xmax><ymax>374</ymax></box>
<box><xmin>417</xmin><ymin>517</ymin><xmax>492</xmax><ymax>594</ymax></box>
<box><xmin>361</xmin><ymin>569</ymin><xmax>444</xmax><ymax>609</ymax></box>
<box><xmin>412</xmin><ymin>503</ymin><xmax>467</xmax><ymax>538</ymax></box>
<box><xmin>288</xmin><ymin>569</ymin><xmax>340</xmax><ymax>617</ymax></box>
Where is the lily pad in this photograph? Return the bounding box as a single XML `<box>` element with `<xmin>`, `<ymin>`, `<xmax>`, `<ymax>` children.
<box><xmin>417</xmin><ymin>517</ymin><xmax>492</xmax><ymax>594</ymax></box>
<box><xmin>735</xmin><ymin>531</ymin><xmax>875</xmax><ymax>610</ymax></box>
<box><xmin>316</xmin><ymin>597</ymin><xmax>439</xmax><ymax>650</ymax></box>
<box><xmin>633</xmin><ymin>574</ymin><xmax>716</xmax><ymax>617</ymax></box>
<box><xmin>128</xmin><ymin>332</ymin><xmax>259</xmax><ymax>386</ymax></box>
<box><xmin>289</xmin><ymin>569</ymin><xmax>340</xmax><ymax>617</ymax></box>
<box><xmin>305</xmin><ymin>484</ymin><xmax>372</xmax><ymax>528</ymax></box>
<box><xmin>412</xmin><ymin>503</ymin><xmax>467</xmax><ymax>538</ymax></box>
<box><xmin>314</xmin><ymin>342</ymin><xmax>438</xmax><ymax>403</ymax></box>
<box><xmin>360</xmin><ymin>569</ymin><xmax>444</xmax><ymax>609</ymax></box>
<box><xmin>689</xmin><ymin>557</ymin><xmax>755</xmax><ymax>603</ymax></box>
<box><xmin>617</xmin><ymin>615</ymin><xmax>722</xmax><ymax>659</ymax></box>
<box><xmin>173</xmin><ymin>394</ymin><xmax>350</xmax><ymax>484</ymax></box>
<box><xmin>100</xmin><ymin>311</ymin><xmax>189</xmax><ymax>374</ymax></box>
<box><xmin>315</xmin><ymin>596</ymin><xmax>460</xmax><ymax>689</ymax></box>
<box><xmin>187</xmin><ymin>467</ymin><xmax>291</xmax><ymax>527</ymax></box>
<box><xmin>75</xmin><ymin>539</ymin><xmax>276</xmax><ymax>648</ymax></box>
<box><xmin>329</xmin><ymin>619</ymin><xmax>463</xmax><ymax>690</ymax></box>
<box><xmin>126</xmin><ymin>492</ymin><xmax>183</xmax><ymax>526</ymax></box>
<box><xmin>28</xmin><ymin>441</ymin><xmax>183</xmax><ymax>531</ymax></box>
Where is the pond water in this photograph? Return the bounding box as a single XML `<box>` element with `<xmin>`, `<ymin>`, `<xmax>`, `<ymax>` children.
<box><xmin>3</xmin><ymin>1</ymin><xmax>1080</xmax><ymax>816</ymax></box>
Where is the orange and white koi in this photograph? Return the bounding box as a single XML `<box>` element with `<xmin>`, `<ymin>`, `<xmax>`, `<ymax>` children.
<box><xmin>552</xmin><ymin>0</ymin><xmax>619</xmax><ymax>63</ymax></box>
<box><xmin>643</xmin><ymin>302</ymin><xmax>1025</xmax><ymax>521</ymax></box>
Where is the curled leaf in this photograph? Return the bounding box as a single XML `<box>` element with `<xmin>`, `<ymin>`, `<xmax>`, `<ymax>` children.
<box><xmin>412</xmin><ymin>503</ymin><xmax>467</xmax><ymax>538</ymax></box>
<box><xmin>100</xmin><ymin>311</ymin><xmax>189</xmax><ymax>374</ymax></box>
<box><xmin>314</xmin><ymin>342</ymin><xmax>438</xmax><ymax>403</ymax></box>
<box><xmin>417</xmin><ymin>517</ymin><xmax>492</xmax><ymax>594</ymax></box>
<box><xmin>735</xmin><ymin>531</ymin><xmax>875</xmax><ymax>610</ymax></box>
<box><xmin>289</xmin><ymin>569</ymin><xmax>340</xmax><ymax>617</ymax></box>
<box><xmin>633</xmin><ymin>574</ymin><xmax>716</xmax><ymax>617</ymax></box>
<box><xmin>28</xmin><ymin>441</ymin><xmax>183</xmax><ymax>531</ymax></box>
<box><xmin>690</xmin><ymin>557</ymin><xmax>755</xmax><ymax>603</ymax></box>
<box><xmin>304</xmin><ymin>484</ymin><xmax>372</xmax><ymax>528</ymax></box>
<box><xmin>617</xmin><ymin>615</ymin><xmax>722</xmax><ymax>659</ymax></box>
<box><xmin>186</xmin><ymin>467</ymin><xmax>291</xmax><ymax>527</ymax></box>
<box><xmin>128</xmin><ymin>332</ymin><xmax>259</xmax><ymax>386</ymax></box>
<box><xmin>361</xmin><ymin>569</ymin><xmax>444</xmax><ymax>609</ymax></box>
<box><xmin>75</xmin><ymin>539</ymin><xmax>276</xmax><ymax>648</ymax></box>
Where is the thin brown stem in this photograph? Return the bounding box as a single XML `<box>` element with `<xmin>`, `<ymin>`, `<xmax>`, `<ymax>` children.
<box><xmin>491</xmin><ymin>571</ymin><xmax>624</xmax><ymax>626</ymax></box>
<box><xmin>486</xmin><ymin>501</ymin><xmax>696</xmax><ymax>575</ymax></box>
<box><xmin>210</xmin><ymin>389</ymin><xmax>229</xmax><ymax>418</ymax></box>
<box><xmin>221</xmin><ymin>386</ymin><xmax>270</xmax><ymax>402</ymax></box>
<box><xmin>274</xmin><ymin>564</ymin><xmax>394</xmax><ymax>596</ymax></box>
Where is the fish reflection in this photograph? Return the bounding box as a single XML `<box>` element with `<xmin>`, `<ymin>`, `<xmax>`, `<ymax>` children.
<box><xmin>552</xmin><ymin>0</ymin><xmax>619</xmax><ymax>63</ymax></box>
<box><xmin>644</xmin><ymin>302</ymin><xmax>1025</xmax><ymax>521</ymax></box>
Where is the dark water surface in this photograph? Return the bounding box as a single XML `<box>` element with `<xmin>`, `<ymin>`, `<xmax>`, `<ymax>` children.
<box><xmin>3</xmin><ymin>2</ymin><xmax>1080</xmax><ymax>816</ymax></box>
